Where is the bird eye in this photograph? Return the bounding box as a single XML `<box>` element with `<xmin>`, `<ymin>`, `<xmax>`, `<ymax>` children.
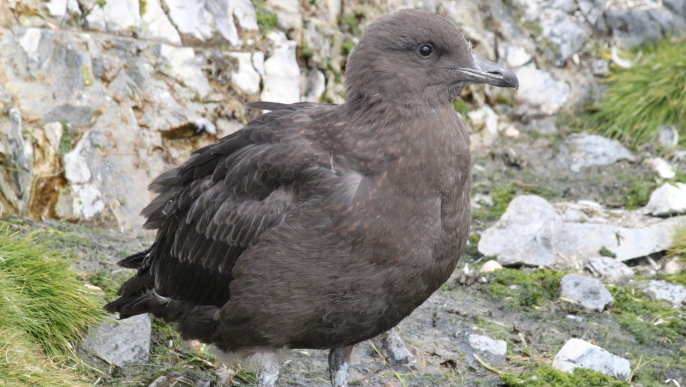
<box><xmin>418</xmin><ymin>44</ymin><xmax>433</xmax><ymax>57</ymax></box>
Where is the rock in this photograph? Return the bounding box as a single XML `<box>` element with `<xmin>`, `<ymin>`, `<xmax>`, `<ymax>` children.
<box><xmin>382</xmin><ymin>329</ymin><xmax>414</xmax><ymax>365</ymax></box>
<box><xmin>664</xmin><ymin>257</ymin><xmax>685</xmax><ymax>275</ymax></box>
<box><xmin>148</xmin><ymin>376</ymin><xmax>169</xmax><ymax>387</ymax></box>
<box><xmin>261</xmin><ymin>32</ymin><xmax>300</xmax><ymax>103</ymax></box>
<box><xmin>559</xmin><ymin>274</ymin><xmax>614</xmax><ymax>311</ymax></box>
<box><xmin>158</xmin><ymin>44</ymin><xmax>212</xmax><ymax>98</ymax></box>
<box><xmin>587</xmin><ymin>257</ymin><xmax>634</xmax><ymax>284</ymax></box>
<box><xmin>579</xmin><ymin>0</ymin><xmax>609</xmax><ymax>32</ymax></box>
<box><xmin>82</xmin><ymin>314</ymin><xmax>152</xmax><ymax>368</ymax></box>
<box><xmin>63</xmin><ymin>147</ymin><xmax>92</xmax><ymax>184</ymax></box>
<box><xmin>302</xmin><ymin>69</ymin><xmax>326</xmax><ymax>102</ymax></box>
<box><xmin>552</xmin><ymin>338</ymin><xmax>631</xmax><ymax>380</ymax></box>
<box><xmin>480</xmin><ymin>260</ymin><xmax>503</xmax><ymax>273</ymax></box>
<box><xmin>522</xmin><ymin>116</ymin><xmax>558</xmax><ymax>135</ymax></box>
<box><xmin>164</xmin><ymin>0</ymin><xmax>212</xmax><ymax>41</ymax></box>
<box><xmin>227</xmin><ymin>52</ymin><xmax>261</xmax><ymax>95</ymax></box>
<box><xmin>502</xmin><ymin>125</ymin><xmax>520</xmax><ymax>138</ymax></box>
<box><xmin>266</xmin><ymin>0</ymin><xmax>303</xmax><ymax>33</ymax></box>
<box><xmin>515</xmin><ymin>66</ymin><xmax>570</xmax><ymax>115</ymax></box>
<box><xmin>467</xmin><ymin>334</ymin><xmax>507</xmax><ymax>366</ymax></box>
<box><xmin>645</xmin><ymin>157</ymin><xmax>676</xmax><ymax>179</ymax></box>
<box><xmin>657</xmin><ymin>125</ymin><xmax>679</xmax><ymax>147</ymax></box>
<box><xmin>497</xmin><ymin>43</ymin><xmax>532</xmax><ymax>68</ymax></box>
<box><xmin>644</xmin><ymin>280</ymin><xmax>686</xmax><ymax>307</ymax></box>
<box><xmin>139</xmin><ymin>0</ymin><xmax>182</xmax><ymax>45</ymax></box>
<box><xmin>539</xmin><ymin>10</ymin><xmax>587</xmax><ymax>65</ymax></box>
<box><xmin>164</xmin><ymin>0</ymin><xmax>257</xmax><ymax>45</ymax></box>
<box><xmin>468</xmin><ymin>105</ymin><xmax>499</xmax><ymax>148</ymax></box>
<box><xmin>606</xmin><ymin>7</ymin><xmax>681</xmax><ymax>48</ymax></box>
<box><xmin>555</xmin><ymin>134</ymin><xmax>636</xmax><ymax>173</ymax></box>
<box><xmin>646</xmin><ymin>183</ymin><xmax>686</xmax><ymax>216</ymax></box>
<box><xmin>591</xmin><ymin>58</ymin><xmax>610</xmax><ymax>77</ymax></box>
<box><xmin>478</xmin><ymin>195</ymin><xmax>684</xmax><ymax>267</ymax></box>
<box><xmin>0</xmin><ymin>107</ymin><xmax>33</xmax><ymax>214</ymax></box>
<box><xmin>565</xmin><ymin>314</ymin><xmax>584</xmax><ymax>322</ymax></box>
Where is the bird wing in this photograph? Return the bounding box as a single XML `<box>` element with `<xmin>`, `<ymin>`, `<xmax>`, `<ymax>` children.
<box><xmin>125</xmin><ymin>105</ymin><xmax>334</xmax><ymax>307</ymax></box>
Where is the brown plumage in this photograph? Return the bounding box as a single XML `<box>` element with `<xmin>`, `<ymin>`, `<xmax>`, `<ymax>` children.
<box><xmin>105</xmin><ymin>9</ymin><xmax>518</xmax><ymax>386</ymax></box>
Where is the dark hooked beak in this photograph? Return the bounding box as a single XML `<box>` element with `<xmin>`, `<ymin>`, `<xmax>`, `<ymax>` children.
<box><xmin>454</xmin><ymin>54</ymin><xmax>519</xmax><ymax>90</ymax></box>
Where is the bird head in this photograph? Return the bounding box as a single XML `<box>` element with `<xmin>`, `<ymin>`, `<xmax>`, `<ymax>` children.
<box><xmin>345</xmin><ymin>9</ymin><xmax>519</xmax><ymax>106</ymax></box>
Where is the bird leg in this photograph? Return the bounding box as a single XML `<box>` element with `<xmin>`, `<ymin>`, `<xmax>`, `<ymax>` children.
<box><xmin>253</xmin><ymin>351</ymin><xmax>279</xmax><ymax>387</ymax></box>
<box><xmin>328</xmin><ymin>345</ymin><xmax>354</xmax><ymax>387</ymax></box>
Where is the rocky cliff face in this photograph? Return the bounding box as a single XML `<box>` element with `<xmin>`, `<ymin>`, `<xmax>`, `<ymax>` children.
<box><xmin>0</xmin><ymin>0</ymin><xmax>684</xmax><ymax>230</ymax></box>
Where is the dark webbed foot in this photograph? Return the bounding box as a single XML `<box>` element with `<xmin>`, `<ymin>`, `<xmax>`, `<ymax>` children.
<box><xmin>328</xmin><ymin>345</ymin><xmax>354</xmax><ymax>387</ymax></box>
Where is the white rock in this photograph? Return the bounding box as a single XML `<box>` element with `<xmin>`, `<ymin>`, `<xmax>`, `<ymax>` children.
<box><xmin>103</xmin><ymin>0</ymin><xmax>141</xmax><ymax>34</ymax></box>
<box><xmin>644</xmin><ymin>280</ymin><xmax>686</xmax><ymax>307</ymax></box>
<box><xmin>468</xmin><ymin>105</ymin><xmax>499</xmax><ymax>148</ymax></box>
<box><xmin>82</xmin><ymin>314</ymin><xmax>151</xmax><ymax>368</ymax></box>
<box><xmin>229</xmin><ymin>0</ymin><xmax>258</xmax><ymax>31</ymax></box>
<box><xmin>302</xmin><ymin>69</ymin><xmax>326</xmax><ymax>103</ymax></box>
<box><xmin>480</xmin><ymin>260</ymin><xmax>503</xmax><ymax>273</ymax></box>
<box><xmin>139</xmin><ymin>0</ymin><xmax>182</xmax><ymax>45</ymax></box>
<box><xmin>42</xmin><ymin>122</ymin><xmax>64</xmax><ymax>151</ymax></box>
<box><xmin>553</xmin><ymin>338</ymin><xmax>631</xmax><ymax>380</ymax></box>
<box><xmin>85</xmin><ymin>4</ymin><xmax>107</xmax><ymax>32</ymax></box>
<box><xmin>158</xmin><ymin>44</ymin><xmax>212</xmax><ymax>98</ymax></box>
<box><xmin>657</xmin><ymin>125</ymin><xmax>679</xmax><ymax>147</ymax></box>
<box><xmin>165</xmin><ymin>0</ymin><xmax>256</xmax><ymax>45</ymax></box>
<box><xmin>539</xmin><ymin>9</ymin><xmax>587</xmax><ymax>64</ymax></box>
<box><xmin>252</xmin><ymin>52</ymin><xmax>265</xmax><ymax>77</ymax></box>
<box><xmin>18</xmin><ymin>28</ymin><xmax>42</xmax><ymax>62</ymax></box>
<box><xmin>227</xmin><ymin>52</ymin><xmax>261</xmax><ymax>95</ymax></box>
<box><xmin>502</xmin><ymin>125</ymin><xmax>520</xmax><ymax>138</ymax></box>
<box><xmin>261</xmin><ymin>32</ymin><xmax>300</xmax><ymax>103</ymax></box>
<box><xmin>63</xmin><ymin>151</ymin><xmax>91</xmax><ymax>184</ymax></box>
<box><xmin>645</xmin><ymin>157</ymin><xmax>676</xmax><ymax>179</ymax></box>
<box><xmin>73</xmin><ymin>183</ymin><xmax>105</xmax><ymax>219</ymax></box>
<box><xmin>46</xmin><ymin>0</ymin><xmax>67</xmax><ymax>17</ymax></box>
<box><xmin>266</xmin><ymin>0</ymin><xmax>302</xmax><ymax>32</ymax></box>
<box><xmin>560</xmin><ymin>274</ymin><xmax>614</xmax><ymax>311</ymax></box>
<box><xmin>515</xmin><ymin>65</ymin><xmax>570</xmax><ymax>115</ymax></box>
<box><xmin>556</xmin><ymin>134</ymin><xmax>636</xmax><ymax>173</ymax></box>
<box><xmin>664</xmin><ymin>258</ymin><xmax>685</xmax><ymax>275</ymax></box>
<box><xmin>468</xmin><ymin>334</ymin><xmax>507</xmax><ymax>357</ymax></box>
<box><xmin>164</xmin><ymin>0</ymin><xmax>213</xmax><ymax>41</ymax></box>
<box><xmin>587</xmin><ymin>257</ymin><xmax>634</xmax><ymax>283</ymax></box>
<box><xmin>498</xmin><ymin>44</ymin><xmax>532</xmax><ymax>68</ymax></box>
<box><xmin>478</xmin><ymin>195</ymin><xmax>685</xmax><ymax>267</ymax></box>
<box><xmin>646</xmin><ymin>183</ymin><xmax>686</xmax><ymax>216</ymax></box>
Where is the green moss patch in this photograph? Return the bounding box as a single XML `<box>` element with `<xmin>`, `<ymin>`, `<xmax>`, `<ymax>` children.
<box><xmin>254</xmin><ymin>1</ymin><xmax>278</xmax><ymax>32</ymax></box>
<box><xmin>501</xmin><ymin>366</ymin><xmax>627</xmax><ymax>386</ymax></box>
<box><xmin>486</xmin><ymin>268</ymin><xmax>565</xmax><ymax>310</ymax></box>
<box><xmin>588</xmin><ymin>38</ymin><xmax>686</xmax><ymax>147</ymax></box>
<box><xmin>609</xmin><ymin>285</ymin><xmax>686</xmax><ymax>345</ymax></box>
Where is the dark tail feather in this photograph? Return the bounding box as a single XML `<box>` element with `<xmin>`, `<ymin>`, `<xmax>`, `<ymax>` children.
<box><xmin>104</xmin><ymin>292</ymin><xmax>219</xmax><ymax>343</ymax></box>
<box><xmin>118</xmin><ymin>248</ymin><xmax>151</xmax><ymax>269</ymax></box>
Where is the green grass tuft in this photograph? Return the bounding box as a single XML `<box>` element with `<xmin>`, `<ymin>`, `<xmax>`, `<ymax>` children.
<box><xmin>0</xmin><ymin>225</ymin><xmax>105</xmax><ymax>385</ymax></box>
<box><xmin>588</xmin><ymin>38</ymin><xmax>686</xmax><ymax>147</ymax></box>
<box><xmin>668</xmin><ymin>225</ymin><xmax>686</xmax><ymax>258</ymax></box>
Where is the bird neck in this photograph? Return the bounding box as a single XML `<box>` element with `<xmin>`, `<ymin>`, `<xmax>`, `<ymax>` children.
<box><xmin>334</xmin><ymin>96</ymin><xmax>467</xmax><ymax>177</ymax></box>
